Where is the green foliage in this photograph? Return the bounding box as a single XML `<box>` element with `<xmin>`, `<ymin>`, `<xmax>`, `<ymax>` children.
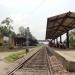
<box><xmin>69</xmin><ymin>30</ymin><xmax>75</xmax><ymax>47</ymax></box>
<box><xmin>26</xmin><ymin>48</ymin><xmax>29</xmax><ymax>54</ymax></box>
<box><xmin>1</xmin><ymin>17</ymin><xmax>13</xmax><ymax>26</ymax></box>
<box><xmin>0</xmin><ymin>17</ymin><xmax>16</xmax><ymax>47</ymax></box>
<box><xmin>5</xmin><ymin>50</ymin><xmax>26</xmax><ymax>62</ymax></box>
<box><xmin>18</xmin><ymin>26</ymin><xmax>38</xmax><ymax>46</ymax></box>
<box><xmin>1</xmin><ymin>17</ymin><xmax>13</xmax><ymax>36</ymax></box>
<box><xmin>19</xmin><ymin>26</ymin><xmax>25</xmax><ymax>36</ymax></box>
<box><xmin>0</xmin><ymin>43</ymin><xmax>2</xmax><ymax>46</ymax></box>
<box><xmin>9</xmin><ymin>45</ymin><xmax>14</xmax><ymax>49</ymax></box>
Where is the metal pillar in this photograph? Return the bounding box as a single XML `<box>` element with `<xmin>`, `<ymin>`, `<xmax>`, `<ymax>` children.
<box><xmin>60</xmin><ymin>35</ymin><xmax>62</xmax><ymax>43</ymax></box>
<box><xmin>56</xmin><ymin>38</ymin><xmax>58</xmax><ymax>47</ymax></box>
<box><xmin>51</xmin><ymin>39</ymin><xmax>53</xmax><ymax>43</ymax></box>
<box><xmin>51</xmin><ymin>39</ymin><xmax>53</xmax><ymax>46</ymax></box>
<box><xmin>56</xmin><ymin>38</ymin><xmax>58</xmax><ymax>44</ymax></box>
<box><xmin>66</xmin><ymin>31</ymin><xmax>69</xmax><ymax>48</ymax></box>
<box><xmin>54</xmin><ymin>39</ymin><xmax>55</xmax><ymax>44</ymax></box>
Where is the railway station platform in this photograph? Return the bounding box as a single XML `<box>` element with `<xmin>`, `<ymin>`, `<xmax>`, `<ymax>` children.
<box><xmin>48</xmin><ymin>47</ymin><xmax>75</xmax><ymax>72</ymax></box>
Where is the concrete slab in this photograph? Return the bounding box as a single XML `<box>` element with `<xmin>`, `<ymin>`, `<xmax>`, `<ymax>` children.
<box><xmin>48</xmin><ymin>47</ymin><xmax>75</xmax><ymax>72</ymax></box>
<box><xmin>53</xmin><ymin>48</ymin><xmax>75</xmax><ymax>62</ymax></box>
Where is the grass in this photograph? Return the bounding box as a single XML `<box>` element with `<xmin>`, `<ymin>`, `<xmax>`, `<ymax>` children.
<box><xmin>4</xmin><ymin>50</ymin><xmax>26</xmax><ymax>62</ymax></box>
<box><xmin>3</xmin><ymin>45</ymin><xmax>41</xmax><ymax>62</ymax></box>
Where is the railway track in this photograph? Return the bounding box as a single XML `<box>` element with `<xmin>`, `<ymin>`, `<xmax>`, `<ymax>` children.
<box><xmin>6</xmin><ymin>46</ymin><xmax>69</xmax><ymax>75</ymax></box>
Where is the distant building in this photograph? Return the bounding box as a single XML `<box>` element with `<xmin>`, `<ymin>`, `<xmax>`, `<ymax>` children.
<box><xmin>14</xmin><ymin>34</ymin><xmax>38</xmax><ymax>47</ymax></box>
<box><xmin>38</xmin><ymin>40</ymin><xmax>49</xmax><ymax>45</ymax></box>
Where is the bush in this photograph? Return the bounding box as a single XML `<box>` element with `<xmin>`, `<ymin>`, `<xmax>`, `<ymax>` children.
<box><xmin>9</xmin><ymin>46</ymin><xmax>14</xmax><ymax>49</ymax></box>
<box><xmin>5</xmin><ymin>51</ymin><xmax>26</xmax><ymax>62</ymax></box>
<box><xmin>0</xmin><ymin>43</ymin><xmax>2</xmax><ymax>46</ymax></box>
<box><xmin>26</xmin><ymin>48</ymin><xmax>29</xmax><ymax>54</ymax></box>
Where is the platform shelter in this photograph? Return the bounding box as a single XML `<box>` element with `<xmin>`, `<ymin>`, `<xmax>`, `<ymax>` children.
<box><xmin>46</xmin><ymin>11</ymin><xmax>75</xmax><ymax>48</ymax></box>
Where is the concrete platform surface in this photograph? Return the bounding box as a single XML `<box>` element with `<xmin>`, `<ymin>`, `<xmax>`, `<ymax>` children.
<box><xmin>48</xmin><ymin>47</ymin><xmax>75</xmax><ymax>72</ymax></box>
<box><xmin>53</xmin><ymin>48</ymin><xmax>75</xmax><ymax>62</ymax></box>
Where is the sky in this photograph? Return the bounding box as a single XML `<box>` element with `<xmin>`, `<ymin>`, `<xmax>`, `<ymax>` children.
<box><xmin>0</xmin><ymin>0</ymin><xmax>75</xmax><ymax>40</ymax></box>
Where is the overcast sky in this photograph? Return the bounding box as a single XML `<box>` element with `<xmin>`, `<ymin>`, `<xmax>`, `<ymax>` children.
<box><xmin>0</xmin><ymin>0</ymin><xmax>75</xmax><ymax>40</ymax></box>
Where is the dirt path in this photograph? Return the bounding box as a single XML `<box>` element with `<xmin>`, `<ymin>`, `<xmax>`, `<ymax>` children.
<box><xmin>0</xmin><ymin>60</ymin><xmax>9</xmax><ymax>75</ymax></box>
<box><xmin>0</xmin><ymin>47</ymin><xmax>39</xmax><ymax>75</ymax></box>
<box><xmin>0</xmin><ymin>52</ymin><xmax>14</xmax><ymax>75</ymax></box>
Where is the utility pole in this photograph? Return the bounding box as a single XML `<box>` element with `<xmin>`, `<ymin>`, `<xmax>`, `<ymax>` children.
<box><xmin>26</xmin><ymin>27</ymin><xmax>29</xmax><ymax>53</ymax></box>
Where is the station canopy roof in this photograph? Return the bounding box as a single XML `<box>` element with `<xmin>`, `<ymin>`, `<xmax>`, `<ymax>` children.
<box><xmin>46</xmin><ymin>12</ymin><xmax>75</xmax><ymax>39</ymax></box>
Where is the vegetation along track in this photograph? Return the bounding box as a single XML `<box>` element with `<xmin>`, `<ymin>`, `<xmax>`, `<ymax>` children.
<box><xmin>6</xmin><ymin>47</ymin><xmax>69</xmax><ymax>75</ymax></box>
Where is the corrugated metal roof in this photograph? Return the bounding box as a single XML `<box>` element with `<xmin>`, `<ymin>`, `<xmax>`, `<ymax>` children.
<box><xmin>46</xmin><ymin>11</ymin><xmax>75</xmax><ymax>39</ymax></box>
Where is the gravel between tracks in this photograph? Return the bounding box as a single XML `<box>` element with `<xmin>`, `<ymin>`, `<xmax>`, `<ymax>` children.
<box><xmin>6</xmin><ymin>46</ymin><xmax>69</xmax><ymax>75</ymax></box>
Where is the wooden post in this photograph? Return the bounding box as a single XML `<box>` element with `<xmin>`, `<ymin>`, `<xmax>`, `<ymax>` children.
<box><xmin>66</xmin><ymin>31</ymin><xmax>69</xmax><ymax>48</ymax></box>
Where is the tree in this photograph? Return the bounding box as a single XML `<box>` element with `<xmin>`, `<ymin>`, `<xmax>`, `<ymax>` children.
<box><xmin>0</xmin><ymin>26</ymin><xmax>4</xmax><ymax>46</ymax></box>
<box><xmin>18</xmin><ymin>26</ymin><xmax>38</xmax><ymax>47</ymax></box>
<box><xmin>25</xmin><ymin>27</ymin><xmax>38</xmax><ymax>46</ymax></box>
<box><xmin>0</xmin><ymin>24</ymin><xmax>9</xmax><ymax>45</ymax></box>
<box><xmin>1</xmin><ymin>17</ymin><xmax>14</xmax><ymax>48</ymax></box>
<box><xmin>1</xmin><ymin>17</ymin><xmax>13</xmax><ymax>32</ymax></box>
<box><xmin>19</xmin><ymin>26</ymin><xmax>25</xmax><ymax>36</ymax></box>
<box><xmin>25</xmin><ymin>27</ymin><xmax>33</xmax><ymax>39</ymax></box>
<box><xmin>69</xmin><ymin>29</ymin><xmax>75</xmax><ymax>48</ymax></box>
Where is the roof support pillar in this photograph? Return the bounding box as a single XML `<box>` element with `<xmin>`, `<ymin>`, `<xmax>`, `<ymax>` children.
<box><xmin>60</xmin><ymin>35</ymin><xmax>62</xmax><ymax>43</ymax></box>
<box><xmin>56</xmin><ymin>38</ymin><xmax>59</xmax><ymax>47</ymax></box>
<box><xmin>66</xmin><ymin>30</ymin><xmax>69</xmax><ymax>48</ymax></box>
<box><xmin>51</xmin><ymin>39</ymin><xmax>52</xmax><ymax>43</ymax></box>
<box><xmin>54</xmin><ymin>39</ymin><xmax>55</xmax><ymax>44</ymax></box>
<box><xmin>50</xmin><ymin>39</ymin><xmax>52</xmax><ymax>46</ymax></box>
<box><xmin>56</xmin><ymin>38</ymin><xmax>58</xmax><ymax>43</ymax></box>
